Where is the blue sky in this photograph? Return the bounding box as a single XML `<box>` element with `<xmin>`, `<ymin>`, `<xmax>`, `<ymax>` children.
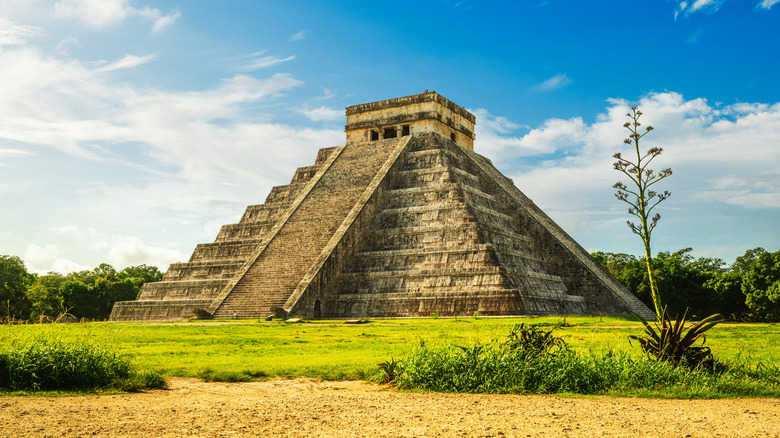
<box><xmin>1</xmin><ymin>0</ymin><xmax>778</xmax><ymax>274</ymax></box>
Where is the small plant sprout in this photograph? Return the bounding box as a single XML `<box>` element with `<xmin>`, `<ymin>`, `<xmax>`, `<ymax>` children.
<box><xmin>613</xmin><ymin>105</ymin><xmax>672</xmax><ymax>319</ymax></box>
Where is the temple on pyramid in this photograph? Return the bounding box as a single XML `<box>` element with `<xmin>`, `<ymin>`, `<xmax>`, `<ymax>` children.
<box><xmin>110</xmin><ymin>91</ymin><xmax>654</xmax><ymax>321</ymax></box>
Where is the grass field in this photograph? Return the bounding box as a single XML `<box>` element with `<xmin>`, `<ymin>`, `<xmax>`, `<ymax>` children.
<box><xmin>2</xmin><ymin>316</ymin><xmax>778</xmax><ymax>384</ymax></box>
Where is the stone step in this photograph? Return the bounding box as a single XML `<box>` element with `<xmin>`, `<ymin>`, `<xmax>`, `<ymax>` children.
<box><xmin>136</xmin><ymin>279</ymin><xmax>230</xmax><ymax>301</ymax></box>
<box><xmin>163</xmin><ymin>260</ymin><xmax>244</xmax><ymax>281</ymax></box>
<box><xmin>402</xmin><ymin>148</ymin><xmax>465</xmax><ymax>171</ymax></box>
<box><xmin>240</xmin><ymin>202</ymin><xmax>291</xmax><ymax>224</ymax></box>
<box><xmin>189</xmin><ymin>240</ymin><xmax>262</xmax><ymax>262</ymax></box>
<box><xmin>337</xmin><ymin>264</ymin><xmax>568</xmax><ymax>296</ymax></box>
<box><xmin>322</xmin><ymin>288</ymin><xmax>587</xmax><ymax>318</ymax></box>
<box><xmin>215</xmin><ymin>221</ymin><xmax>275</xmax><ymax>243</ymax></box>
<box><xmin>315</xmin><ymin>146</ymin><xmax>338</xmax><ymax>164</ymax></box>
<box><xmin>377</xmin><ymin>202</ymin><xmax>513</xmax><ymax>230</ymax></box>
<box><xmin>264</xmin><ymin>180</ymin><xmax>310</xmax><ymax>204</ymax></box>
<box><xmin>348</xmin><ymin>244</ymin><xmax>546</xmax><ymax>274</ymax></box>
<box><xmin>348</xmin><ymin>244</ymin><xmax>497</xmax><ymax>273</ymax></box>
<box><xmin>110</xmin><ymin>299</ymin><xmax>213</xmax><ymax>321</ymax></box>
<box><xmin>291</xmin><ymin>165</ymin><xmax>319</xmax><ymax>183</ymax></box>
<box><xmin>366</xmin><ymin>222</ymin><xmax>534</xmax><ymax>252</ymax></box>
<box><xmin>366</xmin><ymin>223</ymin><xmax>482</xmax><ymax>251</ymax></box>
<box><xmin>392</xmin><ymin>166</ymin><xmax>480</xmax><ymax>188</ymax></box>
<box><xmin>383</xmin><ymin>182</ymin><xmax>495</xmax><ymax>209</ymax></box>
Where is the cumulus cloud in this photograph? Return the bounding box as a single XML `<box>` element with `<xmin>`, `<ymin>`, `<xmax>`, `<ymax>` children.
<box><xmin>472</xmin><ymin>108</ymin><xmax>582</xmax><ymax>160</ymax></box>
<box><xmin>478</xmin><ymin>91</ymin><xmax>780</xmax><ymax>259</ymax></box>
<box><xmin>530</xmin><ymin>73</ymin><xmax>572</xmax><ymax>92</ymax></box>
<box><xmin>23</xmin><ymin>225</ymin><xmax>187</xmax><ymax>273</ymax></box>
<box><xmin>24</xmin><ymin>243</ymin><xmax>64</xmax><ymax>263</ymax></box>
<box><xmin>104</xmin><ymin>235</ymin><xmax>186</xmax><ymax>267</ymax></box>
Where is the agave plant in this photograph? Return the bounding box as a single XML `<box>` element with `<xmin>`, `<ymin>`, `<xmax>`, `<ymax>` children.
<box><xmin>503</xmin><ymin>323</ymin><xmax>568</xmax><ymax>358</ymax></box>
<box><xmin>630</xmin><ymin>306</ymin><xmax>724</xmax><ymax>369</ymax></box>
<box><xmin>378</xmin><ymin>357</ymin><xmax>400</xmax><ymax>384</ymax></box>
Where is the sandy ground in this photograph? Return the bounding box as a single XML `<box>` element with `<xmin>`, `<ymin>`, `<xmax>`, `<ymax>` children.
<box><xmin>1</xmin><ymin>378</ymin><xmax>779</xmax><ymax>438</ymax></box>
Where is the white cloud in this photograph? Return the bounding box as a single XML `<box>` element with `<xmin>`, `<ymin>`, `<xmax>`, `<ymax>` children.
<box><xmin>50</xmin><ymin>258</ymin><xmax>92</xmax><ymax>274</ymax></box>
<box><xmin>478</xmin><ymin>92</ymin><xmax>780</xmax><ymax>261</ymax></box>
<box><xmin>54</xmin><ymin>0</ymin><xmax>128</xmax><ymax>28</ymax></box>
<box><xmin>23</xmin><ymin>225</ymin><xmax>187</xmax><ymax>273</ymax></box>
<box><xmin>531</xmin><ymin>73</ymin><xmax>572</xmax><ymax>92</ymax></box>
<box><xmin>289</xmin><ymin>30</ymin><xmax>306</xmax><ymax>41</ymax></box>
<box><xmin>53</xmin><ymin>0</ymin><xmax>179</xmax><ymax>32</ymax></box>
<box><xmin>0</xmin><ymin>18</ymin><xmax>40</xmax><ymax>47</ymax></box>
<box><xmin>298</xmin><ymin>106</ymin><xmax>343</xmax><ymax>122</ymax></box>
<box><xmin>472</xmin><ymin>108</ymin><xmax>582</xmax><ymax>160</ymax></box>
<box><xmin>675</xmin><ymin>0</ymin><xmax>725</xmax><ymax>18</ymax></box>
<box><xmin>150</xmin><ymin>10</ymin><xmax>180</xmax><ymax>33</ymax></box>
<box><xmin>757</xmin><ymin>0</ymin><xmax>780</xmax><ymax>9</ymax></box>
<box><xmin>24</xmin><ymin>243</ymin><xmax>64</xmax><ymax>263</ymax></box>
<box><xmin>0</xmin><ymin>31</ymin><xmax>349</xmax><ymax>272</ymax></box>
<box><xmin>242</xmin><ymin>53</ymin><xmax>296</xmax><ymax>70</ymax></box>
<box><xmin>95</xmin><ymin>53</ymin><xmax>157</xmax><ymax>72</ymax></box>
<box><xmin>104</xmin><ymin>235</ymin><xmax>186</xmax><ymax>268</ymax></box>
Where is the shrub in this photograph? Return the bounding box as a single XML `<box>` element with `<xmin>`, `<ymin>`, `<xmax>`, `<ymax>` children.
<box><xmin>390</xmin><ymin>325</ymin><xmax>780</xmax><ymax>397</ymax></box>
<box><xmin>0</xmin><ymin>338</ymin><xmax>166</xmax><ymax>391</ymax></box>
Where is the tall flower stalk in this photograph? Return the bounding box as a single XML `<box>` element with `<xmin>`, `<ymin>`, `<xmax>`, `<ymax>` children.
<box><xmin>613</xmin><ymin>106</ymin><xmax>672</xmax><ymax>319</ymax></box>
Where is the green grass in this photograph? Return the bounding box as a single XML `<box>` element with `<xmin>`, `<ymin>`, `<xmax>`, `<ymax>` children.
<box><xmin>1</xmin><ymin>316</ymin><xmax>778</xmax><ymax>397</ymax></box>
<box><xmin>0</xmin><ymin>334</ymin><xmax>168</xmax><ymax>393</ymax></box>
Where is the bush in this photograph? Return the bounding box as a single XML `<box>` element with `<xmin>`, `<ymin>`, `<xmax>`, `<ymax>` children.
<box><xmin>390</xmin><ymin>325</ymin><xmax>780</xmax><ymax>397</ymax></box>
<box><xmin>0</xmin><ymin>338</ymin><xmax>166</xmax><ymax>391</ymax></box>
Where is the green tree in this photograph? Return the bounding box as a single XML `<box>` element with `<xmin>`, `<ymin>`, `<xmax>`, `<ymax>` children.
<box><xmin>741</xmin><ymin>249</ymin><xmax>780</xmax><ymax>321</ymax></box>
<box><xmin>612</xmin><ymin>106</ymin><xmax>672</xmax><ymax>318</ymax></box>
<box><xmin>0</xmin><ymin>255</ymin><xmax>33</xmax><ymax>320</ymax></box>
<box><xmin>25</xmin><ymin>272</ymin><xmax>66</xmax><ymax>319</ymax></box>
<box><xmin>652</xmin><ymin>249</ymin><xmax>724</xmax><ymax>318</ymax></box>
<box><xmin>60</xmin><ymin>280</ymin><xmax>93</xmax><ymax>319</ymax></box>
<box><xmin>594</xmin><ymin>248</ymin><xmax>747</xmax><ymax>320</ymax></box>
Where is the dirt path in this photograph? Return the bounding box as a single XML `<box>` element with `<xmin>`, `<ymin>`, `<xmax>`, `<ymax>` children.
<box><xmin>2</xmin><ymin>378</ymin><xmax>779</xmax><ymax>437</ymax></box>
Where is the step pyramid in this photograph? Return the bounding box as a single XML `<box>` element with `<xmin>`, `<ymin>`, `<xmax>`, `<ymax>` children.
<box><xmin>110</xmin><ymin>91</ymin><xmax>654</xmax><ymax>321</ymax></box>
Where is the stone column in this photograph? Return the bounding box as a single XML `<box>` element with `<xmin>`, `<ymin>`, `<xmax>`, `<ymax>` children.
<box><xmin>395</xmin><ymin>125</ymin><xmax>403</xmax><ymax>137</ymax></box>
<box><xmin>377</xmin><ymin>128</ymin><xmax>384</xmax><ymax>140</ymax></box>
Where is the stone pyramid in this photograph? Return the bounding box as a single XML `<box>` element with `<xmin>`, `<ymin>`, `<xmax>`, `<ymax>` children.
<box><xmin>111</xmin><ymin>92</ymin><xmax>654</xmax><ymax>321</ymax></box>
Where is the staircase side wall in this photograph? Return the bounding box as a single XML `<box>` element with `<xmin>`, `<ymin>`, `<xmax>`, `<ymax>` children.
<box><xmin>285</xmin><ymin>137</ymin><xmax>411</xmax><ymax>318</ymax></box>
<box><xmin>458</xmin><ymin>146</ymin><xmax>656</xmax><ymax>320</ymax></box>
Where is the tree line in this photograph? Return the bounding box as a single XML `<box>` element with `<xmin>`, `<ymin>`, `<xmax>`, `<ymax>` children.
<box><xmin>1</xmin><ymin>255</ymin><xmax>162</xmax><ymax>322</ymax></box>
<box><xmin>2</xmin><ymin>246</ymin><xmax>779</xmax><ymax>322</ymax></box>
<box><xmin>592</xmin><ymin>247</ymin><xmax>780</xmax><ymax>321</ymax></box>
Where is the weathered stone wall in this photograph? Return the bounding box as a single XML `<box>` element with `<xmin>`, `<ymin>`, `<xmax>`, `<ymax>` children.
<box><xmin>345</xmin><ymin>91</ymin><xmax>475</xmax><ymax>150</ymax></box>
<box><xmin>457</xmin><ymin>144</ymin><xmax>656</xmax><ymax>320</ymax></box>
